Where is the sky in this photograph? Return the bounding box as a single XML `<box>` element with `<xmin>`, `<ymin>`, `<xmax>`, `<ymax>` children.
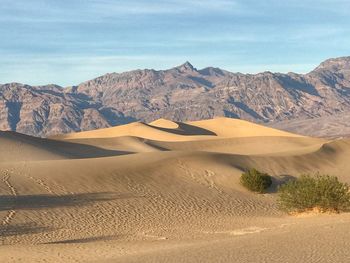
<box><xmin>1</xmin><ymin>0</ymin><xmax>350</xmax><ymax>86</ymax></box>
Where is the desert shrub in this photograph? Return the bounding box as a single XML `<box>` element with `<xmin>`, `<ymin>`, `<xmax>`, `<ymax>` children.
<box><xmin>240</xmin><ymin>168</ymin><xmax>272</xmax><ymax>193</ymax></box>
<box><xmin>277</xmin><ymin>174</ymin><xmax>350</xmax><ymax>213</ymax></box>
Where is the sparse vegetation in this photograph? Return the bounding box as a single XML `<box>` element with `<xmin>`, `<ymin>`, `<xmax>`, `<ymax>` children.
<box><xmin>278</xmin><ymin>174</ymin><xmax>350</xmax><ymax>213</ymax></box>
<box><xmin>240</xmin><ymin>168</ymin><xmax>272</xmax><ymax>193</ymax></box>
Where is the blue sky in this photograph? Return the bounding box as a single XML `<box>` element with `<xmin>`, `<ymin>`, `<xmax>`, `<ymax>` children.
<box><xmin>1</xmin><ymin>0</ymin><xmax>350</xmax><ymax>86</ymax></box>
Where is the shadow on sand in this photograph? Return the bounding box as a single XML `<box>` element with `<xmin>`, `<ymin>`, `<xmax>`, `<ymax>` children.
<box><xmin>44</xmin><ymin>235</ymin><xmax>119</xmax><ymax>244</ymax></box>
<box><xmin>0</xmin><ymin>192</ymin><xmax>142</xmax><ymax>211</ymax></box>
<box><xmin>0</xmin><ymin>223</ymin><xmax>53</xmax><ymax>237</ymax></box>
<box><xmin>145</xmin><ymin>122</ymin><xmax>217</xmax><ymax>136</ymax></box>
<box><xmin>267</xmin><ymin>174</ymin><xmax>296</xmax><ymax>193</ymax></box>
<box><xmin>1</xmin><ymin>131</ymin><xmax>135</xmax><ymax>159</ymax></box>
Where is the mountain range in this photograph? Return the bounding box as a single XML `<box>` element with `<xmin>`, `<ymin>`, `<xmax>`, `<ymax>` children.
<box><xmin>1</xmin><ymin>56</ymin><xmax>350</xmax><ymax>137</ymax></box>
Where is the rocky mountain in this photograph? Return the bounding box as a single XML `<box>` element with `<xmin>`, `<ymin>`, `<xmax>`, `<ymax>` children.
<box><xmin>1</xmin><ymin>56</ymin><xmax>350</xmax><ymax>137</ymax></box>
<box><xmin>268</xmin><ymin>111</ymin><xmax>350</xmax><ymax>138</ymax></box>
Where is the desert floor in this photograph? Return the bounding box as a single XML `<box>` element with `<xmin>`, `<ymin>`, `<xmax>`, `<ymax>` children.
<box><xmin>1</xmin><ymin>117</ymin><xmax>350</xmax><ymax>262</ymax></box>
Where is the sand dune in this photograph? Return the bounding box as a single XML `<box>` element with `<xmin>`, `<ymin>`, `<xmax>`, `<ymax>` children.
<box><xmin>188</xmin><ymin>117</ymin><xmax>302</xmax><ymax>137</ymax></box>
<box><xmin>54</xmin><ymin>117</ymin><xmax>301</xmax><ymax>141</ymax></box>
<box><xmin>1</xmin><ymin>118</ymin><xmax>350</xmax><ymax>262</ymax></box>
<box><xmin>149</xmin><ymin>118</ymin><xmax>180</xmax><ymax>129</ymax></box>
<box><xmin>147</xmin><ymin>136</ymin><xmax>326</xmax><ymax>155</ymax></box>
<box><xmin>0</xmin><ymin>131</ymin><xmax>128</xmax><ymax>162</ymax></box>
<box><xmin>53</xmin><ymin>121</ymin><xmax>215</xmax><ymax>141</ymax></box>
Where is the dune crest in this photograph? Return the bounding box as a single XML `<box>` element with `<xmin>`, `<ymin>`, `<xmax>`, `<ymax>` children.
<box><xmin>54</xmin><ymin>117</ymin><xmax>303</xmax><ymax>141</ymax></box>
<box><xmin>149</xmin><ymin>118</ymin><xmax>179</xmax><ymax>129</ymax></box>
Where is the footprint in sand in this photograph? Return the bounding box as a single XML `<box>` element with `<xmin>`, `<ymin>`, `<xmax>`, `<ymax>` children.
<box><xmin>1</xmin><ymin>170</ymin><xmax>18</xmax><ymax>226</ymax></box>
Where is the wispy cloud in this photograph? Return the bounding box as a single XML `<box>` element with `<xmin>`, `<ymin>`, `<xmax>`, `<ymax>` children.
<box><xmin>287</xmin><ymin>26</ymin><xmax>347</xmax><ymax>41</ymax></box>
<box><xmin>89</xmin><ymin>0</ymin><xmax>241</xmax><ymax>15</ymax></box>
<box><xmin>0</xmin><ymin>0</ymin><xmax>243</xmax><ymax>23</ymax></box>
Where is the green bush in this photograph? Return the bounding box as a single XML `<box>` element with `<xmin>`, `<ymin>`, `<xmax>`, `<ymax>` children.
<box><xmin>240</xmin><ymin>168</ymin><xmax>272</xmax><ymax>193</ymax></box>
<box><xmin>277</xmin><ymin>174</ymin><xmax>350</xmax><ymax>213</ymax></box>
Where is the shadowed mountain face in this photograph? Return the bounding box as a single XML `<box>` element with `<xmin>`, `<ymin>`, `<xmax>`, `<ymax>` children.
<box><xmin>1</xmin><ymin>57</ymin><xmax>350</xmax><ymax>137</ymax></box>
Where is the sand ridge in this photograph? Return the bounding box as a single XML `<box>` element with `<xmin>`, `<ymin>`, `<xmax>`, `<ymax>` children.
<box><xmin>54</xmin><ymin>117</ymin><xmax>303</xmax><ymax>141</ymax></box>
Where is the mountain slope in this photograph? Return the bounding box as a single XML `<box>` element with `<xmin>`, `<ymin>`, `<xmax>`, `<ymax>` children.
<box><xmin>268</xmin><ymin>111</ymin><xmax>350</xmax><ymax>138</ymax></box>
<box><xmin>1</xmin><ymin>57</ymin><xmax>350</xmax><ymax>137</ymax></box>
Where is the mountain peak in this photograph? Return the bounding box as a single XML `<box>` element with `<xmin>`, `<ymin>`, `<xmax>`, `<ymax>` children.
<box><xmin>314</xmin><ymin>56</ymin><xmax>350</xmax><ymax>72</ymax></box>
<box><xmin>174</xmin><ymin>61</ymin><xmax>196</xmax><ymax>72</ymax></box>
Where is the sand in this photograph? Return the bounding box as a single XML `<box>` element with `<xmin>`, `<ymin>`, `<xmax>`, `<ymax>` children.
<box><xmin>1</xmin><ymin>117</ymin><xmax>350</xmax><ymax>262</ymax></box>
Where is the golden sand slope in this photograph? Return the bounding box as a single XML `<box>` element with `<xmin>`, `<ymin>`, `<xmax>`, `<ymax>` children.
<box><xmin>188</xmin><ymin>117</ymin><xmax>303</xmax><ymax>137</ymax></box>
<box><xmin>54</xmin><ymin>117</ymin><xmax>301</xmax><ymax>141</ymax></box>
<box><xmin>1</xmin><ymin>118</ymin><xmax>350</xmax><ymax>262</ymax></box>
<box><xmin>148</xmin><ymin>118</ymin><xmax>180</xmax><ymax>129</ymax></box>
